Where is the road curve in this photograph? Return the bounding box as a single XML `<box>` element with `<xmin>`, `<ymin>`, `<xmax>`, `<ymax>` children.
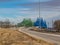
<box><xmin>19</xmin><ymin>27</ymin><xmax>60</xmax><ymax>45</ymax></box>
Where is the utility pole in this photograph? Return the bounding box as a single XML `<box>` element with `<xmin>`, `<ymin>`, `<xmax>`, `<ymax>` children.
<box><xmin>39</xmin><ymin>1</ymin><xmax>41</xmax><ymax>30</ymax></box>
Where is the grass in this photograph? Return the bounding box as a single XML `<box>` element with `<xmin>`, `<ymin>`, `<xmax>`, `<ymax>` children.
<box><xmin>0</xmin><ymin>28</ymin><xmax>41</xmax><ymax>45</ymax></box>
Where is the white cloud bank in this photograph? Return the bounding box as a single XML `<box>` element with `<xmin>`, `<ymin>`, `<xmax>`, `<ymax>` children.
<box><xmin>0</xmin><ymin>8</ymin><xmax>39</xmax><ymax>24</ymax></box>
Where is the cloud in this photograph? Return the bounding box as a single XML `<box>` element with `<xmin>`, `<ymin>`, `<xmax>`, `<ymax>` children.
<box><xmin>0</xmin><ymin>8</ymin><xmax>39</xmax><ymax>24</ymax></box>
<box><xmin>16</xmin><ymin>2</ymin><xmax>40</xmax><ymax>12</ymax></box>
<box><xmin>40</xmin><ymin>0</ymin><xmax>60</xmax><ymax>11</ymax></box>
<box><xmin>0</xmin><ymin>8</ymin><xmax>30</xmax><ymax>15</ymax></box>
<box><xmin>40</xmin><ymin>0</ymin><xmax>60</xmax><ymax>19</ymax></box>
<box><xmin>40</xmin><ymin>0</ymin><xmax>60</xmax><ymax>8</ymax></box>
<box><xmin>15</xmin><ymin>14</ymin><xmax>38</xmax><ymax>22</ymax></box>
<box><xmin>3</xmin><ymin>14</ymin><xmax>38</xmax><ymax>24</ymax></box>
<box><xmin>0</xmin><ymin>0</ymin><xmax>39</xmax><ymax>24</ymax></box>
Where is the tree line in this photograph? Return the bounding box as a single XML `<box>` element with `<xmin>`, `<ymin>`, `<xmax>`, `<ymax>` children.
<box><xmin>17</xmin><ymin>18</ymin><xmax>47</xmax><ymax>28</ymax></box>
<box><xmin>17</xmin><ymin>18</ymin><xmax>33</xmax><ymax>27</ymax></box>
<box><xmin>17</xmin><ymin>18</ymin><xmax>60</xmax><ymax>32</ymax></box>
<box><xmin>54</xmin><ymin>20</ymin><xmax>60</xmax><ymax>32</ymax></box>
<box><xmin>0</xmin><ymin>19</ymin><xmax>15</xmax><ymax>28</ymax></box>
<box><xmin>0</xmin><ymin>18</ymin><xmax>60</xmax><ymax>32</ymax></box>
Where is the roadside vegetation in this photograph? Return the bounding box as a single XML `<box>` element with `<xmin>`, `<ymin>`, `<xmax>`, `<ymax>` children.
<box><xmin>0</xmin><ymin>18</ymin><xmax>60</xmax><ymax>33</ymax></box>
<box><xmin>17</xmin><ymin>18</ymin><xmax>34</xmax><ymax>27</ymax></box>
<box><xmin>54</xmin><ymin>20</ymin><xmax>60</xmax><ymax>32</ymax></box>
<box><xmin>0</xmin><ymin>28</ymin><xmax>41</xmax><ymax>45</ymax></box>
<box><xmin>0</xmin><ymin>18</ymin><xmax>59</xmax><ymax>45</ymax></box>
<box><xmin>17</xmin><ymin>18</ymin><xmax>60</xmax><ymax>33</ymax></box>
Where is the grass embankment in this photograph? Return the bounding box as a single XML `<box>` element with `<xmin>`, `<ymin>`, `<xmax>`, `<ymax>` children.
<box><xmin>0</xmin><ymin>28</ymin><xmax>40</xmax><ymax>45</ymax></box>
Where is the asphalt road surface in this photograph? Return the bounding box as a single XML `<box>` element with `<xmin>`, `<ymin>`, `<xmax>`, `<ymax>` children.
<box><xmin>19</xmin><ymin>27</ymin><xmax>60</xmax><ymax>45</ymax></box>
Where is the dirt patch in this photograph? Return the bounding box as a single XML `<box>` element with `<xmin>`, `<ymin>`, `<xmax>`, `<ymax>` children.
<box><xmin>0</xmin><ymin>28</ymin><xmax>40</xmax><ymax>45</ymax></box>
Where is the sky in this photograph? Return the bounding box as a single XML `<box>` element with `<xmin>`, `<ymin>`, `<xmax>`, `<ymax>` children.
<box><xmin>0</xmin><ymin>0</ymin><xmax>60</xmax><ymax>24</ymax></box>
<box><xmin>40</xmin><ymin>0</ymin><xmax>60</xmax><ymax>19</ymax></box>
<box><xmin>0</xmin><ymin>0</ymin><xmax>40</xmax><ymax>24</ymax></box>
<box><xmin>40</xmin><ymin>0</ymin><xmax>60</xmax><ymax>27</ymax></box>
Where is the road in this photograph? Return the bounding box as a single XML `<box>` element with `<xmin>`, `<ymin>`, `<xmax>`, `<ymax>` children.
<box><xmin>19</xmin><ymin>27</ymin><xmax>60</xmax><ymax>45</ymax></box>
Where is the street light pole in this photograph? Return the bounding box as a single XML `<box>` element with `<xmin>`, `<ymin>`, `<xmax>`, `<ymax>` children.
<box><xmin>39</xmin><ymin>1</ymin><xmax>41</xmax><ymax>29</ymax></box>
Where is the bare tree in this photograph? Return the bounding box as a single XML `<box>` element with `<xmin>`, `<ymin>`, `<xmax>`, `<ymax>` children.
<box><xmin>0</xmin><ymin>19</ymin><xmax>11</xmax><ymax>28</ymax></box>
<box><xmin>54</xmin><ymin>20</ymin><xmax>60</xmax><ymax>32</ymax></box>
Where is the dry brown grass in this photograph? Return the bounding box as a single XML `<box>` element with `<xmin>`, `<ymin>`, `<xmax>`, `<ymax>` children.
<box><xmin>0</xmin><ymin>28</ymin><xmax>40</xmax><ymax>45</ymax></box>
